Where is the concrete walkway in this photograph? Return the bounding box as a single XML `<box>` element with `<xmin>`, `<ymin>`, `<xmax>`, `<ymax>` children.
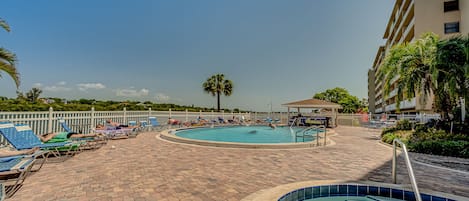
<box><xmin>9</xmin><ymin>126</ymin><xmax>469</xmax><ymax>201</ymax></box>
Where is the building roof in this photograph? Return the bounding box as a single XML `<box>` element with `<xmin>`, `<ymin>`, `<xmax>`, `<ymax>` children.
<box><xmin>282</xmin><ymin>98</ymin><xmax>342</xmax><ymax>109</ymax></box>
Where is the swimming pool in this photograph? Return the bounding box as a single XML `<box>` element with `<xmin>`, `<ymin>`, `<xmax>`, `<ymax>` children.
<box><xmin>174</xmin><ymin>126</ymin><xmax>316</xmax><ymax>144</ymax></box>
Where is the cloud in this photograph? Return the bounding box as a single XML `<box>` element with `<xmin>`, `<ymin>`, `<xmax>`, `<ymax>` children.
<box><xmin>77</xmin><ymin>83</ymin><xmax>106</xmax><ymax>91</ymax></box>
<box><xmin>32</xmin><ymin>81</ymin><xmax>71</xmax><ymax>92</ymax></box>
<box><xmin>32</xmin><ymin>83</ymin><xmax>43</xmax><ymax>88</ymax></box>
<box><xmin>43</xmin><ymin>85</ymin><xmax>72</xmax><ymax>92</ymax></box>
<box><xmin>115</xmin><ymin>88</ymin><xmax>149</xmax><ymax>97</ymax></box>
<box><xmin>155</xmin><ymin>93</ymin><xmax>170</xmax><ymax>102</ymax></box>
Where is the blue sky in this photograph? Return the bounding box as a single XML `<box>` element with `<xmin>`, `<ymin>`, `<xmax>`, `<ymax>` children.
<box><xmin>0</xmin><ymin>0</ymin><xmax>394</xmax><ymax>111</ymax></box>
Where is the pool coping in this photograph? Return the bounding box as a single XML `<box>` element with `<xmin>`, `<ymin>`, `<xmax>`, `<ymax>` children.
<box><xmin>159</xmin><ymin>126</ymin><xmax>336</xmax><ymax>149</ymax></box>
<box><xmin>240</xmin><ymin>180</ymin><xmax>468</xmax><ymax>201</ymax></box>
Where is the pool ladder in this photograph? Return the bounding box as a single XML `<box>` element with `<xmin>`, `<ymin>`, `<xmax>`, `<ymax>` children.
<box><xmin>392</xmin><ymin>139</ymin><xmax>422</xmax><ymax>201</ymax></box>
<box><xmin>293</xmin><ymin>125</ymin><xmax>326</xmax><ymax>146</ymax></box>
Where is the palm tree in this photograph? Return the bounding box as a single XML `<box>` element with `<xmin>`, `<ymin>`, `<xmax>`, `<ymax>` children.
<box><xmin>378</xmin><ymin>33</ymin><xmax>439</xmax><ymax>112</ymax></box>
<box><xmin>0</xmin><ymin>18</ymin><xmax>20</xmax><ymax>88</ymax></box>
<box><xmin>436</xmin><ymin>34</ymin><xmax>469</xmax><ymax>120</ymax></box>
<box><xmin>202</xmin><ymin>74</ymin><xmax>233</xmax><ymax>111</ymax></box>
<box><xmin>26</xmin><ymin>87</ymin><xmax>42</xmax><ymax>103</ymax></box>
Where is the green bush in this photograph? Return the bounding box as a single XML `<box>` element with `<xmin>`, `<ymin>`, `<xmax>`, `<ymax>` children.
<box><xmin>395</xmin><ymin>119</ymin><xmax>412</xmax><ymax>130</ymax></box>
<box><xmin>409</xmin><ymin>140</ymin><xmax>469</xmax><ymax>158</ymax></box>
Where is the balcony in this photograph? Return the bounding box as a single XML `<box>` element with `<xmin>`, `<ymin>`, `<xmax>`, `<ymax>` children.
<box><xmin>376</xmin><ymin>108</ymin><xmax>383</xmax><ymax>113</ymax></box>
<box><xmin>388</xmin><ymin>88</ymin><xmax>398</xmax><ymax>98</ymax></box>
<box><xmin>400</xmin><ymin>98</ymin><xmax>416</xmax><ymax>109</ymax></box>
<box><xmin>376</xmin><ymin>98</ymin><xmax>383</xmax><ymax>105</ymax></box>
<box><xmin>385</xmin><ymin>103</ymin><xmax>397</xmax><ymax>112</ymax></box>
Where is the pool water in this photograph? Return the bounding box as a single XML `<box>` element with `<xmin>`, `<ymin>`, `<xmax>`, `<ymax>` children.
<box><xmin>175</xmin><ymin>126</ymin><xmax>318</xmax><ymax>143</ymax></box>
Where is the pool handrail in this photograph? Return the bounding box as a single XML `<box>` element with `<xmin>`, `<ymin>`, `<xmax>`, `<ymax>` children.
<box><xmin>392</xmin><ymin>138</ymin><xmax>422</xmax><ymax>201</ymax></box>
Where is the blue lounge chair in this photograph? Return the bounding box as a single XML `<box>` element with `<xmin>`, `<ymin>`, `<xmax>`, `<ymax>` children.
<box><xmin>58</xmin><ymin>119</ymin><xmax>107</xmax><ymax>149</ymax></box>
<box><xmin>0</xmin><ymin>155</ymin><xmax>37</xmax><ymax>198</ymax></box>
<box><xmin>148</xmin><ymin>117</ymin><xmax>165</xmax><ymax>131</ymax></box>
<box><xmin>0</xmin><ymin>123</ymin><xmax>78</xmax><ymax>159</ymax></box>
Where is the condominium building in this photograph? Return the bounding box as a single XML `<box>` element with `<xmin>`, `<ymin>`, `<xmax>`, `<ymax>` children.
<box><xmin>368</xmin><ymin>0</ymin><xmax>469</xmax><ymax>114</ymax></box>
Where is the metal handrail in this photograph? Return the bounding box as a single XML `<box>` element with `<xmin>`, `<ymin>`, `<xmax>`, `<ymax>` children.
<box><xmin>289</xmin><ymin>118</ymin><xmax>298</xmax><ymax>128</ymax></box>
<box><xmin>392</xmin><ymin>139</ymin><xmax>422</xmax><ymax>201</ymax></box>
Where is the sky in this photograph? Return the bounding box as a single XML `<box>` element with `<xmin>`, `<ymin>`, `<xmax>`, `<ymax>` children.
<box><xmin>0</xmin><ymin>0</ymin><xmax>394</xmax><ymax>111</ymax></box>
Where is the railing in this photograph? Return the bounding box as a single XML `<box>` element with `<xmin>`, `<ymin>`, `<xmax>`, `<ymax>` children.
<box><xmin>392</xmin><ymin>139</ymin><xmax>422</xmax><ymax>201</ymax></box>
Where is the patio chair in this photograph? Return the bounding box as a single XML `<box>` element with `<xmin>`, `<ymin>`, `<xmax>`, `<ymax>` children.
<box><xmin>0</xmin><ymin>154</ymin><xmax>37</xmax><ymax>198</ymax></box>
<box><xmin>148</xmin><ymin>117</ymin><xmax>165</xmax><ymax>131</ymax></box>
<box><xmin>0</xmin><ymin>123</ymin><xmax>78</xmax><ymax>159</ymax></box>
<box><xmin>58</xmin><ymin>119</ymin><xmax>107</xmax><ymax>149</ymax></box>
<box><xmin>93</xmin><ymin>124</ymin><xmax>132</xmax><ymax>140</ymax></box>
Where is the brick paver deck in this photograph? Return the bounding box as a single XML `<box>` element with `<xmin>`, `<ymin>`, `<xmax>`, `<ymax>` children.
<box><xmin>9</xmin><ymin>126</ymin><xmax>469</xmax><ymax>201</ymax></box>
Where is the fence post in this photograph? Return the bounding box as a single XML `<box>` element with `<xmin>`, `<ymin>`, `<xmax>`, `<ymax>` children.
<box><xmin>123</xmin><ymin>107</ymin><xmax>127</xmax><ymax>123</ymax></box>
<box><xmin>169</xmin><ymin>109</ymin><xmax>172</xmax><ymax>118</ymax></box>
<box><xmin>148</xmin><ymin>107</ymin><xmax>152</xmax><ymax>119</ymax></box>
<box><xmin>211</xmin><ymin>110</ymin><xmax>214</xmax><ymax>121</ymax></box>
<box><xmin>222</xmin><ymin>110</ymin><xmax>224</xmax><ymax>120</ymax></box>
<box><xmin>199</xmin><ymin>110</ymin><xmax>202</xmax><ymax>118</ymax></box>
<box><xmin>90</xmin><ymin>107</ymin><xmax>95</xmax><ymax>130</ymax></box>
<box><xmin>47</xmin><ymin>107</ymin><xmax>53</xmax><ymax>133</ymax></box>
<box><xmin>185</xmin><ymin>109</ymin><xmax>188</xmax><ymax>122</ymax></box>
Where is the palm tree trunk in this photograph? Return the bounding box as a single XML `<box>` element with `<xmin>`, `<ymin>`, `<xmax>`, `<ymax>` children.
<box><xmin>217</xmin><ymin>92</ymin><xmax>220</xmax><ymax>111</ymax></box>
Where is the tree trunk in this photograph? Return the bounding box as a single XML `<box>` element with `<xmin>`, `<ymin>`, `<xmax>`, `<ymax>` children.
<box><xmin>217</xmin><ymin>92</ymin><xmax>220</xmax><ymax>111</ymax></box>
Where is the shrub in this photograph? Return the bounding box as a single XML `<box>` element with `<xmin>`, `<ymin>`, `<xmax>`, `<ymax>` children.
<box><xmin>395</xmin><ymin>119</ymin><xmax>412</xmax><ymax>130</ymax></box>
<box><xmin>409</xmin><ymin>140</ymin><xmax>469</xmax><ymax>158</ymax></box>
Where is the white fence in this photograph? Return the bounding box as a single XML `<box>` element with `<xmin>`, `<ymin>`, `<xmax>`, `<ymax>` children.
<box><xmin>0</xmin><ymin>107</ymin><xmax>250</xmax><ymax>135</ymax></box>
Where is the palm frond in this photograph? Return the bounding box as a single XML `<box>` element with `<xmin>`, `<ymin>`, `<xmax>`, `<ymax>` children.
<box><xmin>0</xmin><ymin>62</ymin><xmax>20</xmax><ymax>88</ymax></box>
<box><xmin>0</xmin><ymin>18</ymin><xmax>10</xmax><ymax>32</ymax></box>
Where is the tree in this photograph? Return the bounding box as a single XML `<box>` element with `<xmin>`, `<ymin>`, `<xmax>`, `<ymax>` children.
<box><xmin>202</xmin><ymin>74</ymin><xmax>233</xmax><ymax>111</ymax></box>
<box><xmin>436</xmin><ymin>34</ymin><xmax>469</xmax><ymax>121</ymax></box>
<box><xmin>26</xmin><ymin>87</ymin><xmax>42</xmax><ymax>103</ymax></box>
<box><xmin>0</xmin><ymin>18</ymin><xmax>20</xmax><ymax>88</ymax></box>
<box><xmin>313</xmin><ymin>87</ymin><xmax>364</xmax><ymax>113</ymax></box>
<box><xmin>313</xmin><ymin>87</ymin><xmax>349</xmax><ymax>103</ymax></box>
<box><xmin>378</xmin><ymin>33</ymin><xmax>439</xmax><ymax>113</ymax></box>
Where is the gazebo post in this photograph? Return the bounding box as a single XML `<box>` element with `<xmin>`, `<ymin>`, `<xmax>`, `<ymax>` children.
<box><xmin>287</xmin><ymin>107</ymin><xmax>290</xmax><ymax>125</ymax></box>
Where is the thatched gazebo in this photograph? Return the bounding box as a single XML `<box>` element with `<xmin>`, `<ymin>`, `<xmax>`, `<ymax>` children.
<box><xmin>282</xmin><ymin>98</ymin><xmax>342</xmax><ymax>127</ymax></box>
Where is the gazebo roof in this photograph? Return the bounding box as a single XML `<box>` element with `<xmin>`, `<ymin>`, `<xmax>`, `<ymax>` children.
<box><xmin>282</xmin><ymin>98</ymin><xmax>342</xmax><ymax>109</ymax></box>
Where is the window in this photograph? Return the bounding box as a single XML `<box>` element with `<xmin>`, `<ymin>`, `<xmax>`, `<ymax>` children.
<box><xmin>444</xmin><ymin>22</ymin><xmax>460</xmax><ymax>34</ymax></box>
<box><xmin>444</xmin><ymin>0</ymin><xmax>459</xmax><ymax>12</ymax></box>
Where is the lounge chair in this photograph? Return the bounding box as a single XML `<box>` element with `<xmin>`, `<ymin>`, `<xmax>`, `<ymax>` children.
<box><xmin>93</xmin><ymin>124</ymin><xmax>133</xmax><ymax>139</ymax></box>
<box><xmin>58</xmin><ymin>119</ymin><xmax>107</xmax><ymax>149</ymax></box>
<box><xmin>0</xmin><ymin>123</ymin><xmax>79</xmax><ymax>159</ymax></box>
<box><xmin>0</xmin><ymin>154</ymin><xmax>39</xmax><ymax>198</ymax></box>
<box><xmin>148</xmin><ymin>117</ymin><xmax>166</xmax><ymax>131</ymax></box>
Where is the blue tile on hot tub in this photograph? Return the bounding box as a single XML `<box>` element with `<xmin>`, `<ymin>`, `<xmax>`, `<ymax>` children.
<box><xmin>313</xmin><ymin>186</ymin><xmax>320</xmax><ymax>198</ymax></box>
<box><xmin>338</xmin><ymin>185</ymin><xmax>347</xmax><ymax>195</ymax></box>
<box><xmin>431</xmin><ymin>196</ymin><xmax>447</xmax><ymax>201</ymax></box>
<box><xmin>404</xmin><ymin>191</ymin><xmax>416</xmax><ymax>201</ymax></box>
<box><xmin>379</xmin><ymin>187</ymin><xmax>390</xmax><ymax>197</ymax></box>
<box><xmin>305</xmin><ymin>187</ymin><xmax>312</xmax><ymax>199</ymax></box>
<box><xmin>320</xmin><ymin>185</ymin><xmax>330</xmax><ymax>197</ymax></box>
<box><xmin>329</xmin><ymin>185</ymin><xmax>338</xmax><ymax>196</ymax></box>
<box><xmin>348</xmin><ymin>185</ymin><xmax>357</xmax><ymax>196</ymax></box>
<box><xmin>421</xmin><ymin>193</ymin><xmax>432</xmax><ymax>201</ymax></box>
<box><xmin>391</xmin><ymin>189</ymin><xmax>403</xmax><ymax>200</ymax></box>
<box><xmin>291</xmin><ymin>190</ymin><xmax>298</xmax><ymax>201</ymax></box>
<box><xmin>298</xmin><ymin>188</ymin><xmax>305</xmax><ymax>200</ymax></box>
<box><xmin>369</xmin><ymin>186</ymin><xmax>379</xmax><ymax>196</ymax></box>
<box><xmin>358</xmin><ymin>185</ymin><xmax>368</xmax><ymax>196</ymax></box>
